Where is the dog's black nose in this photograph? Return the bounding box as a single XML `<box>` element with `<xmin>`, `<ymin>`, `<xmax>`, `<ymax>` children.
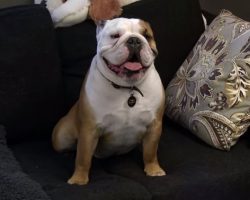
<box><xmin>126</xmin><ymin>37</ymin><xmax>142</xmax><ymax>50</ymax></box>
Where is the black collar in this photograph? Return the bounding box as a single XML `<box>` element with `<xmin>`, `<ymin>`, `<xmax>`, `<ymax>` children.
<box><xmin>111</xmin><ymin>82</ymin><xmax>144</xmax><ymax>97</ymax></box>
<box><xmin>97</xmin><ymin>68</ymin><xmax>144</xmax><ymax>97</ymax></box>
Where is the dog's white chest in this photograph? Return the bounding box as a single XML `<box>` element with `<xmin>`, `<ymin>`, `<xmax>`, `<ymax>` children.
<box><xmin>94</xmin><ymin>103</ymin><xmax>154</xmax><ymax>157</ymax></box>
<box><xmin>101</xmin><ymin>107</ymin><xmax>153</xmax><ymax>134</ymax></box>
<box><xmin>85</xmin><ymin>61</ymin><xmax>163</xmax><ymax>158</ymax></box>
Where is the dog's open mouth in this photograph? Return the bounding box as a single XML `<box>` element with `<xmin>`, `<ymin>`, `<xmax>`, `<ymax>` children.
<box><xmin>103</xmin><ymin>55</ymin><xmax>147</xmax><ymax>78</ymax></box>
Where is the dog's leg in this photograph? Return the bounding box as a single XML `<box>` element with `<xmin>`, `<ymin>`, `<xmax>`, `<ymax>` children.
<box><xmin>52</xmin><ymin>104</ymin><xmax>78</xmax><ymax>152</ymax></box>
<box><xmin>52</xmin><ymin>117</ymin><xmax>77</xmax><ymax>152</ymax></box>
<box><xmin>143</xmin><ymin>90</ymin><xmax>166</xmax><ymax>177</ymax></box>
<box><xmin>143</xmin><ymin>119</ymin><xmax>166</xmax><ymax>176</ymax></box>
<box><xmin>67</xmin><ymin>126</ymin><xmax>99</xmax><ymax>185</ymax></box>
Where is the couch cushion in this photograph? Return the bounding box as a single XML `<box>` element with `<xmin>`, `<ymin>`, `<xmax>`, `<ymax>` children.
<box><xmin>55</xmin><ymin>0</ymin><xmax>205</xmax><ymax>108</ymax></box>
<box><xmin>11</xmin><ymin>137</ymin><xmax>151</xmax><ymax>200</ymax></box>
<box><xmin>166</xmin><ymin>10</ymin><xmax>250</xmax><ymax>150</ymax></box>
<box><xmin>10</xmin><ymin>120</ymin><xmax>250</xmax><ymax>200</ymax></box>
<box><xmin>0</xmin><ymin>5</ymin><xmax>65</xmax><ymax>141</ymax></box>
<box><xmin>55</xmin><ymin>20</ymin><xmax>96</xmax><ymax>109</ymax></box>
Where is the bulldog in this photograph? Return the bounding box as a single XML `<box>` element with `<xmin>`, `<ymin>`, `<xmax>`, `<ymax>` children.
<box><xmin>52</xmin><ymin>18</ymin><xmax>166</xmax><ymax>185</ymax></box>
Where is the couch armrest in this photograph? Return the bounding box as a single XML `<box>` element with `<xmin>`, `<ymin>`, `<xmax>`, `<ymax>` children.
<box><xmin>0</xmin><ymin>5</ymin><xmax>65</xmax><ymax>141</ymax></box>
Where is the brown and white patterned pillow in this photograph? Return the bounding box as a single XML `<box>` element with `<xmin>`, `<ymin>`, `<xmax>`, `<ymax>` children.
<box><xmin>166</xmin><ymin>10</ymin><xmax>250</xmax><ymax>151</ymax></box>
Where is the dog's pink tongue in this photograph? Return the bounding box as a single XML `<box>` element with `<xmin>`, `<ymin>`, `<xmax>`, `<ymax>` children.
<box><xmin>123</xmin><ymin>62</ymin><xmax>143</xmax><ymax>71</ymax></box>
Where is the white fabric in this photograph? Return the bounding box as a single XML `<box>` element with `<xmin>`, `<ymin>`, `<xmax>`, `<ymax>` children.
<box><xmin>34</xmin><ymin>0</ymin><xmax>142</xmax><ymax>27</ymax></box>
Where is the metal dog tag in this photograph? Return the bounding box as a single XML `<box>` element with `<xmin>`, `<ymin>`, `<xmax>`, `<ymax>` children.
<box><xmin>128</xmin><ymin>94</ymin><xmax>136</xmax><ymax>107</ymax></box>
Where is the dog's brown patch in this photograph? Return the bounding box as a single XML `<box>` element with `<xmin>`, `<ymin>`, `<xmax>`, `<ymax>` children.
<box><xmin>139</xmin><ymin>20</ymin><xmax>158</xmax><ymax>56</ymax></box>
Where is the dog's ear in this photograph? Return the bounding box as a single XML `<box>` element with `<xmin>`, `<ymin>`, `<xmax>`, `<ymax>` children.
<box><xmin>89</xmin><ymin>0</ymin><xmax>122</xmax><ymax>22</ymax></box>
<box><xmin>139</xmin><ymin>20</ymin><xmax>158</xmax><ymax>57</ymax></box>
<box><xmin>96</xmin><ymin>20</ymin><xmax>107</xmax><ymax>40</ymax></box>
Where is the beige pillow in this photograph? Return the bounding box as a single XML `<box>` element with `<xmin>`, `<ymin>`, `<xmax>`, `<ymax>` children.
<box><xmin>166</xmin><ymin>10</ymin><xmax>250</xmax><ymax>150</ymax></box>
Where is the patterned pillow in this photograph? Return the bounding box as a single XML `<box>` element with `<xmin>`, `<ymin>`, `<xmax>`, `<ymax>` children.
<box><xmin>166</xmin><ymin>10</ymin><xmax>250</xmax><ymax>151</ymax></box>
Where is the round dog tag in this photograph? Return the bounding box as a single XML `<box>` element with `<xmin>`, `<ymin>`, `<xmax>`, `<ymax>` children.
<box><xmin>128</xmin><ymin>94</ymin><xmax>136</xmax><ymax>107</ymax></box>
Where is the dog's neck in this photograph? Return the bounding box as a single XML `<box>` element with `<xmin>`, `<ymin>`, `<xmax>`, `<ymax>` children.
<box><xmin>97</xmin><ymin>67</ymin><xmax>144</xmax><ymax>107</ymax></box>
<box><xmin>94</xmin><ymin>55</ymin><xmax>147</xmax><ymax>107</ymax></box>
<box><xmin>97</xmin><ymin>66</ymin><xmax>144</xmax><ymax>97</ymax></box>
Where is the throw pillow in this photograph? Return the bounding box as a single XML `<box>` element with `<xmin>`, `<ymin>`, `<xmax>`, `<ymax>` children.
<box><xmin>166</xmin><ymin>10</ymin><xmax>250</xmax><ymax>151</ymax></box>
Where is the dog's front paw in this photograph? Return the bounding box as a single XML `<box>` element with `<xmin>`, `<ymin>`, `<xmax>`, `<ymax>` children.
<box><xmin>144</xmin><ymin>163</ymin><xmax>166</xmax><ymax>177</ymax></box>
<box><xmin>67</xmin><ymin>174</ymin><xmax>89</xmax><ymax>185</ymax></box>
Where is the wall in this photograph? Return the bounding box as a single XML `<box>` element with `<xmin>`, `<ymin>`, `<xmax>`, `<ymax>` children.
<box><xmin>200</xmin><ymin>0</ymin><xmax>250</xmax><ymax>20</ymax></box>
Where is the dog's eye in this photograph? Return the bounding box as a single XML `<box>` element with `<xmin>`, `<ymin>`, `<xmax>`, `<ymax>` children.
<box><xmin>144</xmin><ymin>33</ymin><xmax>151</xmax><ymax>40</ymax></box>
<box><xmin>143</xmin><ymin>31</ymin><xmax>151</xmax><ymax>40</ymax></box>
<box><xmin>110</xmin><ymin>33</ymin><xmax>120</xmax><ymax>39</ymax></box>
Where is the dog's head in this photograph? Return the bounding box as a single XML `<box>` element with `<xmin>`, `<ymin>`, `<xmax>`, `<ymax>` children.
<box><xmin>96</xmin><ymin>18</ymin><xmax>158</xmax><ymax>83</ymax></box>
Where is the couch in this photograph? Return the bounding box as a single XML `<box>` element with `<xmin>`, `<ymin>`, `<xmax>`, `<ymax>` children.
<box><xmin>1</xmin><ymin>0</ymin><xmax>250</xmax><ymax>200</ymax></box>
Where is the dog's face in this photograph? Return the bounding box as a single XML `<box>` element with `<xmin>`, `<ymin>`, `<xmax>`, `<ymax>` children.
<box><xmin>96</xmin><ymin>18</ymin><xmax>158</xmax><ymax>82</ymax></box>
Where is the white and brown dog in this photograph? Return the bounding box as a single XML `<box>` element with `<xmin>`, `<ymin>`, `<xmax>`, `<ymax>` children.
<box><xmin>52</xmin><ymin>18</ymin><xmax>166</xmax><ymax>185</ymax></box>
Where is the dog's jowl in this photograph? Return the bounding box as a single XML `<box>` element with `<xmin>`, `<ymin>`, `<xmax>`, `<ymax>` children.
<box><xmin>52</xmin><ymin>18</ymin><xmax>166</xmax><ymax>185</ymax></box>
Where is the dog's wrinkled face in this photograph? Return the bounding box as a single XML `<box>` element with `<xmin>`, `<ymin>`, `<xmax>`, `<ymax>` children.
<box><xmin>96</xmin><ymin>18</ymin><xmax>158</xmax><ymax>82</ymax></box>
